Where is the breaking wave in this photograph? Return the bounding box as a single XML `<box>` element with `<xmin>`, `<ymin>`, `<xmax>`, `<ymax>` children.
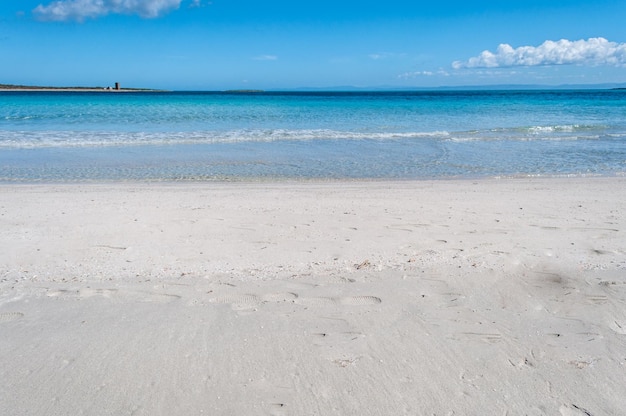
<box><xmin>0</xmin><ymin>129</ymin><xmax>451</xmax><ymax>148</ymax></box>
<box><xmin>1</xmin><ymin>124</ymin><xmax>621</xmax><ymax>149</ymax></box>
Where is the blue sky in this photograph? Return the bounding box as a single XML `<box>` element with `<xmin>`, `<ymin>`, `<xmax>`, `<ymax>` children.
<box><xmin>1</xmin><ymin>0</ymin><xmax>626</xmax><ymax>90</ymax></box>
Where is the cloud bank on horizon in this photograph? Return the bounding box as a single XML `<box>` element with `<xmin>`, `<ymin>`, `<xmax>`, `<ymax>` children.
<box><xmin>454</xmin><ymin>38</ymin><xmax>626</xmax><ymax>69</ymax></box>
<box><xmin>33</xmin><ymin>0</ymin><xmax>201</xmax><ymax>21</ymax></box>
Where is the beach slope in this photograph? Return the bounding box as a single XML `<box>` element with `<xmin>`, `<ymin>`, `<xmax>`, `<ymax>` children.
<box><xmin>1</xmin><ymin>178</ymin><xmax>625</xmax><ymax>415</ymax></box>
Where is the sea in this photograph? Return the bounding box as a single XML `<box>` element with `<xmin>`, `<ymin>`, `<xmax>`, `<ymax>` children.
<box><xmin>1</xmin><ymin>89</ymin><xmax>625</xmax><ymax>182</ymax></box>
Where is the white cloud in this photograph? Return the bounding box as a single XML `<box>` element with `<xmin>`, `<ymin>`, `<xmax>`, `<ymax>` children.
<box><xmin>33</xmin><ymin>0</ymin><xmax>196</xmax><ymax>21</ymax></box>
<box><xmin>453</xmin><ymin>37</ymin><xmax>626</xmax><ymax>69</ymax></box>
<box><xmin>368</xmin><ymin>52</ymin><xmax>406</xmax><ymax>60</ymax></box>
<box><xmin>252</xmin><ymin>55</ymin><xmax>278</xmax><ymax>61</ymax></box>
<box><xmin>398</xmin><ymin>69</ymin><xmax>450</xmax><ymax>79</ymax></box>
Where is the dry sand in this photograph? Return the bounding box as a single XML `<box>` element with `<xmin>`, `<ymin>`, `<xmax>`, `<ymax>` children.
<box><xmin>1</xmin><ymin>178</ymin><xmax>625</xmax><ymax>415</ymax></box>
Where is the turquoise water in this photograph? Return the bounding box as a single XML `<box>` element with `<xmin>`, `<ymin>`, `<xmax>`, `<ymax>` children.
<box><xmin>1</xmin><ymin>90</ymin><xmax>625</xmax><ymax>181</ymax></box>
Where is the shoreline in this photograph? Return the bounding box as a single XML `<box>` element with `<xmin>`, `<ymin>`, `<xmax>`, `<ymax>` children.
<box><xmin>0</xmin><ymin>84</ymin><xmax>163</xmax><ymax>92</ymax></box>
<box><xmin>0</xmin><ymin>172</ymin><xmax>624</xmax><ymax>185</ymax></box>
<box><xmin>0</xmin><ymin>88</ymin><xmax>163</xmax><ymax>92</ymax></box>
<box><xmin>1</xmin><ymin>176</ymin><xmax>625</xmax><ymax>414</ymax></box>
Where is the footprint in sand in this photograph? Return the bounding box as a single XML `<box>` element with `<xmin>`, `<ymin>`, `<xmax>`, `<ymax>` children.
<box><xmin>137</xmin><ymin>292</ymin><xmax>182</xmax><ymax>303</ymax></box>
<box><xmin>296</xmin><ymin>295</ymin><xmax>382</xmax><ymax>307</ymax></box>
<box><xmin>260</xmin><ymin>292</ymin><xmax>299</xmax><ymax>303</ymax></box>
<box><xmin>77</xmin><ymin>288</ymin><xmax>119</xmax><ymax>298</ymax></box>
<box><xmin>47</xmin><ymin>288</ymin><xmax>121</xmax><ymax>299</ymax></box>
<box><xmin>209</xmin><ymin>292</ymin><xmax>299</xmax><ymax>309</ymax></box>
<box><xmin>208</xmin><ymin>292</ymin><xmax>382</xmax><ymax>309</ymax></box>
<box><xmin>46</xmin><ymin>288</ymin><xmax>180</xmax><ymax>303</ymax></box>
<box><xmin>336</xmin><ymin>296</ymin><xmax>382</xmax><ymax>306</ymax></box>
<box><xmin>209</xmin><ymin>294</ymin><xmax>261</xmax><ymax>309</ymax></box>
<box><xmin>0</xmin><ymin>312</ymin><xmax>24</xmax><ymax>323</ymax></box>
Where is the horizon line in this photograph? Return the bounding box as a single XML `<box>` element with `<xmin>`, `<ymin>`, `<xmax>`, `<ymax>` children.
<box><xmin>3</xmin><ymin>82</ymin><xmax>626</xmax><ymax>93</ymax></box>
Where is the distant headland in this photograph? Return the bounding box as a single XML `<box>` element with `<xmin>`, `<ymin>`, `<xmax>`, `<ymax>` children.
<box><xmin>0</xmin><ymin>83</ymin><xmax>163</xmax><ymax>92</ymax></box>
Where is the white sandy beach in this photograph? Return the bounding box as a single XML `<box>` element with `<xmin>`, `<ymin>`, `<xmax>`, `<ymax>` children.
<box><xmin>1</xmin><ymin>178</ymin><xmax>625</xmax><ymax>415</ymax></box>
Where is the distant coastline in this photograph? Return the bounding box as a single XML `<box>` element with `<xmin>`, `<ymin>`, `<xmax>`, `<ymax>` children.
<box><xmin>3</xmin><ymin>83</ymin><xmax>626</xmax><ymax>93</ymax></box>
<box><xmin>0</xmin><ymin>83</ymin><xmax>163</xmax><ymax>92</ymax></box>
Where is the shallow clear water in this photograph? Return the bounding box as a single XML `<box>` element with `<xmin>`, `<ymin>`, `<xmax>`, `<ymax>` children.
<box><xmin>1</xmin><ymin>90</ymin><xmax>625</xmax><ymax>181</ymax></box>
